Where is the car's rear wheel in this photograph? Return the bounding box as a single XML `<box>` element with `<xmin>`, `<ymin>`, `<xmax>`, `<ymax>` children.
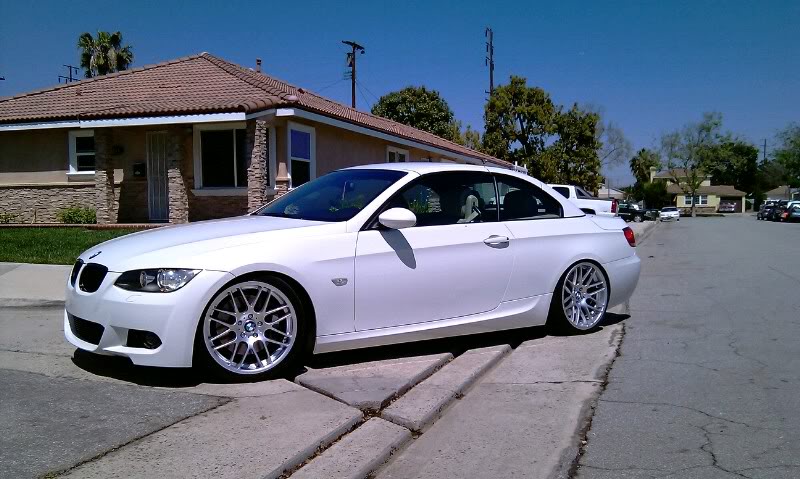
<box><xmin>633</xmin><ymin>214</ymin><xmax>643</xmax><ymax>223</ymax></box>
<box><xmin>548</xmin><ymin>261</ymin><xmax>609</xmax><ymax>333</ymax></box>
<box><xmin>195</xmin><ymin>277</ymin><xmax>311</xmax><ymax>380</ymax></box>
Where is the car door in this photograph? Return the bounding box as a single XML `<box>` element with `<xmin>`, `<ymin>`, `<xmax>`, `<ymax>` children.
<box><xmin>494</xmin><ymin>174</ymin><xmax>579</xmax><ymax>301</ymax></box>
<box><xmin>354</xmin><ymin>171</ymin><xmax>514</xmax><ymax>331</ymax></box>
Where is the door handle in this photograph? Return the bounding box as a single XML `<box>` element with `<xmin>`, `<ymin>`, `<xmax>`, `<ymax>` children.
<box><xmin>483</xmin><ymin>235</ymin><xmax>510</xmax><ymax>246</ymax></box>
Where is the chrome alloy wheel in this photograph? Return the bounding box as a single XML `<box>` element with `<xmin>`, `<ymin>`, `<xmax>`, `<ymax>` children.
<box><xmin>561</xmin><ymin>262</ymin><xmax>608</xmax><ymax>330</ymax></box>
<box><xmin>203</xmin><ymin>281</ymin><xmax>297</xmax><ymax>375</ymax></box>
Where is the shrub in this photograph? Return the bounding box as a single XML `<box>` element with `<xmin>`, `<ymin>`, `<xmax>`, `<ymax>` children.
<box><xmin>0</xmin><ymin>211</ymin><xmax>19</xmax><ymax>224</ymax></box>
<box><xmin>57</xmin><ymin>207</ymin><xmax>97</xmax><ymax>224</ymax></box>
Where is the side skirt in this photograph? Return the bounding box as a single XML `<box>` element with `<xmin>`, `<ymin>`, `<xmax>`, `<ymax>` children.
<box><xmin>313</xmin><ymin>293</ymin><xmax>552</xmax><ymax>354</ymax></box>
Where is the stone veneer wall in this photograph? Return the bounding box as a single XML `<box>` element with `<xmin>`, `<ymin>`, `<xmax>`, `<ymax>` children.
<box><xmin>189</xmin><ymin>194</ymin><xmax>248</xmax><ymax>221</ymax></box>
<box><xmin>0</xmin><ymin>183</ymin><xmax>120</xmax><ymax>223</ymax></box>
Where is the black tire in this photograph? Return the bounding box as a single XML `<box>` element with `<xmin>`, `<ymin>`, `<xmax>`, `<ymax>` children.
<box><xmin>633</xmin><ymin>214</ymin><xmax>643</xmax><ymax>223</ymax></box>
<box><xmin>193</xmin><ymin>275</ymin><xmax>314</xmax><ymax>381</ymax></box>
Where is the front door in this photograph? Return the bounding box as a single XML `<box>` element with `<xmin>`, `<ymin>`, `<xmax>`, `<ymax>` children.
<box><xmin>146</xmin><ymin>132</ymin><xmax>168</xmax><ymax>221</ymax></box>
<box><xmin>354</xmin><ymin>171</ymin><xmax>514</xmax><ymax>331</ymax></box>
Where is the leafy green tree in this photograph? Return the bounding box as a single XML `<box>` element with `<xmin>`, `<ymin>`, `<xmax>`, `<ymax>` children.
<box><xmin>483</xmin><ymin>76</ymin><xmax>559</xmax><ymax>178</ymax></box>
<box><xmin>629</xmin><ymin>148</ymin><xmax>662</xmax><ymax>184</ymax></box>
<box><xmin>773</xmin><ymin>123</ymin><xmax>800</xmax><ymax>187</ymax></box>
<box><xmin>641</xmin><ymin>181</ymin><xmax>671</xmax><ymax>209</ymax></box>
<box><xmin>545</xmin><ymin>104</ymin><xmax>602</xmax><ymax>192</ymax></box>
<box><xmin>660</xmin><ymin>112</ymin><xmax>724</xmax><ymax>217</ymax></box>
<box><xmin>701</xmin><ymin>140</ymin><xmax>758</xmax><ymax>192</ymax></box>
<box><xmin>78</xmin><ymin>31</ymin><xmax>134</xmax><ymax>78</ymax></box>
<box><xmin>461</xmin><ymin>125</ymin><xmax>482</xmax><ymax>151</ymax></box>
<box><xmin>371</xmin><ymin>86</ymin><xmax>460</xmax><ymax>142</ymax></box>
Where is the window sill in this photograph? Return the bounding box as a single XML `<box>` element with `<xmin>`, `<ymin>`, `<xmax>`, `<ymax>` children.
<box><xmin>67</xmin><ymin>171</ymin><xmax>95</xmax><ymax>181</ymax></box>
<box><xmin>192</xmin><ymin>188</ymin><xmax>248</xmax><ymax>197</ymax></box>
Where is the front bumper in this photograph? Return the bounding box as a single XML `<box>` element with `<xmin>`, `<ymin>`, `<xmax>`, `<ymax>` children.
<box><xmin>659</xmin><ymin>214</ymin><xmax>679</xmax><ymax>221</ymax></box>
<box><xmin>64</xmin><ymin>267</ymin><xmax>234</xmax><ymax>367</ymax></box>
<box><xmin>604</xmin><ymin>254</ymin><xmax>641</xmax><ymax>308</ymax></box>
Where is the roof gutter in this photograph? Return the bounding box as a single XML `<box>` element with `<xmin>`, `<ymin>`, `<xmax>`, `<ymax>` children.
<box><xmin>0</xmin><ymin>112</ymin><xmax>248</xmax><ymax>131</ymax></box>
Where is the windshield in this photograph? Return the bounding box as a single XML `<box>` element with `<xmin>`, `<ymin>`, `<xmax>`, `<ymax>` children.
<box><xmin>257</xmin><ymin>169</ymin><xmax>407</xmax><ymax>222</ymax></box>
<box><xmin>662</xmin><ymin>207</ymin><xmax>678</xmax><ymax>212</ymax></box>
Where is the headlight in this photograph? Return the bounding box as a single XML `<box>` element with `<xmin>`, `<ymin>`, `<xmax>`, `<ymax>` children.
<box><xmin>115</xmin><ymin>269</ymin><xmax>200</xmax><ymax>292</ymax></box>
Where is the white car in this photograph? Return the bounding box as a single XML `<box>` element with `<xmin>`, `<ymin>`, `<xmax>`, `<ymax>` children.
<box><xmin>659</xmin><ymin>206</ymin><xmax>681</xmax><ymax>222</ymax></box>
<box><xmin>549</xmin><ymin>184</ymin><xmax>618</xmax><ymax>217</ymax></box>
<box><xmin>65</xmin><ymin>163</ymin><xmax>641</xmax><ymax>379</ymax></box>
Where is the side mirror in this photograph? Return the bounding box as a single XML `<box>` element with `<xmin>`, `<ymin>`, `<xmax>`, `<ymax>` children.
<box><xmin>378</xmin><ymin>208</ymin><xmax>417</xmax><ymax>230</ymax></box>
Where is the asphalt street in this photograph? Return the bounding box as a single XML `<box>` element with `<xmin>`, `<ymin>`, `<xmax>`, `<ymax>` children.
<box><xmin>577</xmin><ymin>216</ymin><xmax>800</xmax><ymax>478</ymax></box>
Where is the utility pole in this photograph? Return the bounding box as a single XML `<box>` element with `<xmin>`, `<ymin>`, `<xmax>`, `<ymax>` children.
<box><xmin>342</xmin><ymin>40</ymin><xmax>365</xmax><ymax>109</ymax></box>
<box><xmin>485</xmin><ymin>27</ymin><xmax>495</xmax><ymax>97</ymax></box>
<box><xmin>58</xmin><ymin>64</ymin><xmax>80</xmax><ymax>84</ymax></box>
<box><xmin>762</xmin><ymin>139</ymin><xmax>768</xmax><ymax>162</ymax></box>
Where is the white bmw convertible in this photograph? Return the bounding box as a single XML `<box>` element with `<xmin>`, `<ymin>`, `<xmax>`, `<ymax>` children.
<box><xmin>65</xmin><ymin>163</ymin><xmax>640</xmax><ymax>379</ymax></box>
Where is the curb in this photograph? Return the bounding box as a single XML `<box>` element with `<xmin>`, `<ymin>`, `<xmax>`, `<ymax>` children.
<box><xmin>381</xmin><ymin>344</ymin><xmax>512</xmax><ymax>433</ymax></box>
<box><xmin>0</xmin><ymin>299</ymin><xmax>65</xmax><ymax>309</ymax></box>
<box><xmin>290</xmin><ymin>418</ymin><xmax>411</xmax><ymax>479</ymax></box>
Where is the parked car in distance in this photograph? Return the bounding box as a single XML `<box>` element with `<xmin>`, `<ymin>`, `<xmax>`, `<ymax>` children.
<box><xmin>618</xmin><ymin>204</ymin><xmax>645</xmax><ymax>223</ymax></box>
<box><xmin>65</xmin><ymin>163</ymin><xmax>642</xmax><ymax>380</ymax></box>
<box><xmin>757</xmin><ymin>203</ymin><xmax>775</xmax><ymax>220</ymax></box>
<box><xmin>659</xmin><ymin>206</ymin><xmax>680</xmax><ymax>222</ymax></box>
<box><xmin>785</xmin><ymin>205</ymin><xmax>800</xmax><ymax>222</ymax></box>
<box><xmin>718</xmin><ymin>202</ymin><xmax>736</xmax><ymax>213</ymax></box>
<box><xmin>550</xmin><ymin>184</ymin><xmax>617</xmax><ymax>217</ymax></box>
<box><xmin>768</xmin><ymin>201</ymin><xmax>789</xmax><ymax>221</ymax></box>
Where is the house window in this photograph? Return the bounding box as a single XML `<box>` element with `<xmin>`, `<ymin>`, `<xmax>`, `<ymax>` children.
<box><xmin>69</xmin><ymin>130</ymin><xmax>95</xmax><ymax>174</ymax></box>
<box><xmin>288</xmin><ymin>122</ymin><xmax>315</xmax><ymax>188</ymax></box>
<box><xmin>387</xmin><ymin>146</ymin><xmax>409</xmax><ymax>163</ymax></box>
<box><xmin>684</xmin><ymin>195</ymin><xmax>708</xmax><ymax>206</ymax></box>
<box><xmin>198</xmin><ymin>128</ymin><xmax>248</xmax><ymax>188</ymax></box>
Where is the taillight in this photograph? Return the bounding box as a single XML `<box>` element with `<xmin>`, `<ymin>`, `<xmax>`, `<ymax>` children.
<box><xmin>782</xmin><ymin>212</ymin><xmax>789</xmax><ymax>218</ymax></box>
<box><xmin>611</xmin><ymin>199</ymin><xmax>618</xmax><ymax>213</ymax></box>
<box><xmin>623</xmin><ymin>227</ymin><xmax>636</xmax><ymax>247</ymax></box>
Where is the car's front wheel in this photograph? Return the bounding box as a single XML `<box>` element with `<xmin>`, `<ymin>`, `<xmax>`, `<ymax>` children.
<box><xmin>548</xmin><ymin>261</ymin><xmax>609</xmax><ymax>333</ymax></box>
<box><xmin>195</xmin><ymin>276</ymin><xmax>312</xmax><ymax>380</ymax></box>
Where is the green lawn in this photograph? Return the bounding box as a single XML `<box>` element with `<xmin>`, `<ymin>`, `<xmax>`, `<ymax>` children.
<box><xmin>0</xmin><ymin>228</ymin><xmax>139</xmax><ymax>265</ymax></box>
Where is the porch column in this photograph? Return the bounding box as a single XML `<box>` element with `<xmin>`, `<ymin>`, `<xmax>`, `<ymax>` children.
<box><xmin>246</xmin><ymin>119</ymin><xmax>269</xmax><ymax>210</ymax></box>
<box><xmin>166</xmin><ymin>127</ymin><xmax>189</xmax><ymax>224</ymax></box>
<box><xmin>94</xmin><ymin>129</ymin><xmax>115</xmax><ymax>224</ymax></box>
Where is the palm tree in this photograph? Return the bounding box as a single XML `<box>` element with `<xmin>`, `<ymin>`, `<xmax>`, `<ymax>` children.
<box><xmin>78</xmin><ymin>31</ymin><xmax>134</xmax><ymax>78</ymax></box>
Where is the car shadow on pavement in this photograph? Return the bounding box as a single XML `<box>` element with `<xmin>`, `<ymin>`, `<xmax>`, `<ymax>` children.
<box><xmin>69</xmin><ymin>313</ymin><xmax>630</xmax><ymax>386</ymax></box>
<box><xmin>71</xmin><ymin>350</ymin><xmax>204</xmax><ymax>387</ymax></box>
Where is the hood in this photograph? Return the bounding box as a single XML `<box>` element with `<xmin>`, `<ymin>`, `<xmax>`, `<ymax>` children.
<box><xmin>80</xmin><ymin>215</ymin><xmax>338</xmax><ymax>271</ymax></box>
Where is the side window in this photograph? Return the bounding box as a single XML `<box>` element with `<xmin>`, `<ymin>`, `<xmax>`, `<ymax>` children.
<box><xmin>552</xmin><ymin>186</ymin><xmax>570</xmax><ymax>199</ymax></box>
<box><xmin>390</xmin><ymin>172</ymin><xmax>497</xmax><ymax>227</ymax></box>
<box><xmin>575</xmin><ymin>187</ymin><xmax>594</xmax><ymax>199</ymax></box>
<box><xmin>496</xmin><ymin>175</ymin><xmax>563</xmax><ymax>221</ymax></box>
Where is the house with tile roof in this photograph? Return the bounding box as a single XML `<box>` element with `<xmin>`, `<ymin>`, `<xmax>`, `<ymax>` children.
<box><xmin>648</xmin><ymin>167</ymin><xmax>746</xmax><ymax>213</ymax></box>
<box><xmin>0</xmin><ymin>53</ymin><xmax>518</xmax><ymax>224</ymax></box>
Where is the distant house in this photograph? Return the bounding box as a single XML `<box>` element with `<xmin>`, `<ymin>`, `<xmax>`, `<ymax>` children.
<box><xmin>765</xmin><ymin>185</ymin><xmax>800</xmax><ymax>201</ymax></box>
<box><xmin>0</xmin><ymin>53</ymin><xmax>518</xmax><ymax>224</ymax></box>
<box><xmin>597</xmin><ymin>182</ymin><xmax>625</xmax><ymax>200</ymax></box>
<box><xmin>649</xmin><ymin>167</ymin><xmax>746</xmax><ymax>213</ymax></box>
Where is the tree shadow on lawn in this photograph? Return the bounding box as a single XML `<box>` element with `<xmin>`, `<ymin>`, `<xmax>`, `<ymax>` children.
<box><xmin>70</xmin><ymin>313</ymin><xmax>629</xmax><ymax>386</ymax></box>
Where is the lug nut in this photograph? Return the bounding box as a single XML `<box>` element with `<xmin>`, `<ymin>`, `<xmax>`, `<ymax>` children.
<box><xmin>248</xmin><ymin>314</ymin><xmax>254</xmax><ymax>319</ymax></box>
<box><xmin>238</xmin><ymin>321</ymin><xmax>242</xmax><ymax>325</ymax></box>
<box><xmin>258</xmin><ymin>321</ymin><xmax>262</xmax><ymax>326</ymax></box>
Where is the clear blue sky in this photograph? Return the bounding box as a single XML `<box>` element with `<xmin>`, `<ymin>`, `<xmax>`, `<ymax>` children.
<box><xmin>1</xmin><ymin>0</ymin><xmax>798</xmax><ymax>184</ymax></box>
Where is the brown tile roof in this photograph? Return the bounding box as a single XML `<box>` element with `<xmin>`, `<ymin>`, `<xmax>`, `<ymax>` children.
<box><xmin>0</xmin><ymin>53</ymin><xmax>510</xmax><ymax>167</ymax></box>
<box><xmin>666</xmin><ymin>184</ymin><xmax>746</xmax><ymax>197</ymax></box>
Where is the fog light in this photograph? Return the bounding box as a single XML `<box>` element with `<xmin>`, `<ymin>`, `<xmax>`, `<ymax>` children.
<box><xmin>127</xmin><ymin>329</ymin><xmax>162</xmax><ymax>350</ymax></box>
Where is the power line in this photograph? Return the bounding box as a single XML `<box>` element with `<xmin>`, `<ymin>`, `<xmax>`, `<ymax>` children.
<box><xmin>355</xmin><ymin>81</ymin><xmax>372</xmax><ymax>110</ymax></box>
<box><xmin>342</xmin><ymin>40</ymin><xmax>365</xmax><ymax>108</ymax></box>
<box><xmin>356</xmin><ymin>79</ymin><xmax>381</xmax><ymax>104</ymax></box>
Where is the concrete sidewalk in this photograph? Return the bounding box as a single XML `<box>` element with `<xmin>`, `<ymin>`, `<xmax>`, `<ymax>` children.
<box><xmin>0</xmin><ymin>262</ymin><xmax>69</xmax><ymax>307</ymax></box>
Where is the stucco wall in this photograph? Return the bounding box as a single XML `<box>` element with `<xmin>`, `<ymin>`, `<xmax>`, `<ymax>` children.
<box><xmin>677</xmin><ymin>194</ymin><xmax>721</xmax><ymax>208</ymax></box>
<box><xmin>0</xmin><ymin>129</ymin><xmax>71</xmax><ymax>183</ymax></box>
